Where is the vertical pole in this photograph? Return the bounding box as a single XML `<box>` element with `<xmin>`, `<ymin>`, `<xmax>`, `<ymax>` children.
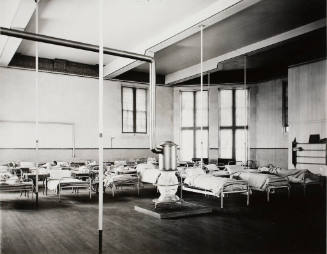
<box><xmin>98</xmin><ymin>0</ymin><xmax>104</xmax><ymax>253</ymax></box>
<box><xmin>149</xmin><ymin>61</ymin><xmax>156</xmax><ymax>150</ymax></box>
<box><xmin>200</xmin><ymin>25</ymin><xmax>204</xmax><ymax>168</ymax></box>
<box><xmin>244</xmin><ymin>55</ymin><xmax>248</xmax><ymax>164</ymax></box>
<box><xmin>35</xmin><ymin>0</ymin><xmax>39</xmax><ymax>207</ymax></box>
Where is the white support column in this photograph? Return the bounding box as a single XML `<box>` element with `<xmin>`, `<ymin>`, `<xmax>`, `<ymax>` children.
<box><xmin>34</xmin><ymin>0</ymin><xmax>39</xmax><ymax>207</ymax></box>
<box><xmin>149</xmin><ymin>61</ymin><xmax>156</xmax><ymax>150</ymax></box>
<box><xmin>244</xmin><ymin>55</ymin><xmax>248</xmax><ymax>164</ymax></box>
<box><xmin>98</xmin><ymin>0</ymin><xmax>104</xmax><ymax>252</ymax></box>
<box><xmin>200</xmin><ymin>25</ymin><xmax>205</xmax><ymax>168</ymax></box>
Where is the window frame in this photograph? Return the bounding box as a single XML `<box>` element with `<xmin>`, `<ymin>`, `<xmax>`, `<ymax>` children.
<box><xmin>121</xmin><ymin>86</ymin><xmax>147</xmax><ymax>134</ymax></box>
<box><xmin>180</xmin><ymin>90</ymin><xmax>209</xmax><ymax>160</ymax></box>
<box><xmin>219</xmin><ymin>88</ymin><xmax>248</xmax><ymax>161</ymax></box>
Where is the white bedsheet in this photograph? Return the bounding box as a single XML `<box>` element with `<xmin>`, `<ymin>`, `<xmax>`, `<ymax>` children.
<box><xmin>235</xmin><ymin>171</ymin><xmax>289</xmax><ymax>190</ymax></box>
<box><xmin>139</xmin><ymin>168</ymin><xmax>161</xmax><ymax>184</ymax></box>
<box><xmin>184</xmin><ymin>174</ymin><xmax>247</xmax><ymax>196</ymax></box>
<box><xmin>47</xmin><ymin>178</ymin><xmax>84</xmax><ymax>191</ymax></box>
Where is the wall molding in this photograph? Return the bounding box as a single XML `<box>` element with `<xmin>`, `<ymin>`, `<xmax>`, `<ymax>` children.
<box><xmin>250</xmin><ymin>147</ymin><xmax>288</xmax><ymax>150</ymax></box>
<box><xmin>0</xmin><ymin>147</ymin><xmax>150</xmax><ymax>150</ymax></box>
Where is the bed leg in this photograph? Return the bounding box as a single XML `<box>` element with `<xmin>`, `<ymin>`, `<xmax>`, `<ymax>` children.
<box><xmin>89</xmin><ymin>181</ymin><xmax>92</xmax><ymax>199</ymax></box>
<box><xmin>247</xmin><ymin>191</ymin><xmax>250</xmax><ymax>206</ymax></box>
<box><xmin>267</xmin><ymin>189</ymin><xmax>270</xmax><ymax>202</ymax></box>
<box><xmin>221</xmin><ymin>194</ymin><xmax>224</xmax><ymax>209</ymax></box>
<box><xmin>46</xmin><ymin>179</ymin><xmax>48</xmax><ymax>196</ymax></box>
<box><xmin>303</xmin><ymin>184</ymin><xmax>306</xmax><ymax>197</ymax></box>
<box><xmin>287</xmin><ymin>187</ymin><xmax>290</xmax><ymax>199</ymax></box>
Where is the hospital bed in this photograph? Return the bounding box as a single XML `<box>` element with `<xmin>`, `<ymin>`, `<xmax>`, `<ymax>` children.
<box><xmin>46</xmin><ymin>169</ymin><xmax>91</xmax><ymax>201</ymax></box>
<box><xmin>258</xmin><ymin>165</ymin><xmax>323</xmax><ymax>196</ymax></box>
<box><xmin>180</xmin><ymin>167</ymin><xmax>250</xmax><ymax>208</ymax></box>
<box><xmin>226</xmin><ymin>165</ymin><xmax>290</xmax><ymax>202</ymax></box>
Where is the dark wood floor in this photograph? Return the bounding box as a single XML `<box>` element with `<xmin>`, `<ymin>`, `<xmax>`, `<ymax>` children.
<box><xmin>1</xmin><ymin>185</ymin><xmax>326</xmax><ymax>254</ymax></box>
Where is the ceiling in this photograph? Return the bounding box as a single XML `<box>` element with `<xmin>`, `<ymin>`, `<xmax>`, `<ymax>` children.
<box><xmin>1</xmin><ymin>0</ymin><xmax>326</xmax><ymax>85</ymax></box>
<box><xmin>134</xmin><ymin>0</ymin><xmax>326</xmax><ymax>75</ymax></box>
<box><xmin>15</xmin><ymin>0</ymin><xmax>219</xmax><ymax>65</ymax></box>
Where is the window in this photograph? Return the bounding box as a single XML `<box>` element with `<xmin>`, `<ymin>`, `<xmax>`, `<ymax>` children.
<box><xmin>219</xmin><ymin>89</ymin><xmax>248</xmax><ymax>162</ymax></box>
<box><xmin>122</xmin><ymin>87</ymin><xmax>147</xmax><ymax>133</ymax></box>
<box><xmin>180</xmin><ymin>91</ymin><xmax>208</xmax><ymax>161</ymax></box>
<box><xmin>282</xmin><ymin>81</ymin><xmax>288</xmax><ymax>131</ymax></box>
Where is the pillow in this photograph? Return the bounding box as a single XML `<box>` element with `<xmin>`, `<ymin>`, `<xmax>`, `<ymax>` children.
<box><xmin>50</xmin><ymin>169</ymin><xmax>71</xmax><ymax>179</ymax></box>
<box><xmin>136</xmin><ymin>163</ymin><xmax>156</xmax><ymax>173</ymax></box>
<box><xmin>225</xmin><ymin>165</ymin><xmax>244</xmax><ymax>174</ymax></box>
<box><xmin>206</xmin><ymin>164</ymin><xmax>218</xmax><ymax>172</ymax></box>
<box><xmin>57</xmin><ymin>161</ymin><xmax>69</xmax><ymax>167</ymax></box>
<box><xmin>0</xmin><ymin>166</ymin><xmax>9</xmax><ymax>172</ymax></box>
<box><xmin>20</xmin><ymin>161</ymin><xmax>36</xmax><ymax>168</ymax></box>
<box><xmin>185</xmin><ymin>167</ymin><xmax>205</xmax><ymax>177</ymax></box>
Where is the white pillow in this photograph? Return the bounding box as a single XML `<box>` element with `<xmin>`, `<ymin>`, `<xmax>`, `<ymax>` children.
<box><xmin>50</xmin><ymin>169</ymin><xmax>71</xmax><ymax>179</ymax></box>
<box><xmin>20</xmin><ymin>161</ymin><xmax>36</xmax><ymax>168</ymax></box>
<box><xmin>185</xmin><ymin>167</ymin><xmax>205</xmax><ymax>177</ymax></box>
<box><xmin>225</xmin><ymin>165</ymin><xmax>244</xmax><ymax>174</ymax></box>
<box><xmin>206</xmin><ymin>164</ymin><xmax>218</xmax><ymax>171</ymax></box>
<box><xmin>136</xmin><ymin>163</ymin><xmax>155</xmax><ymax>173</ymax></box>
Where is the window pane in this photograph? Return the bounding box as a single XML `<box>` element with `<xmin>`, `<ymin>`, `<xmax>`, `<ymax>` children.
<box><xmin>195</xmin><ymin>91</ymin><xmax>208</xmax><ymax>127</ymax></box>
<box><xmin>235</xmin><ymin>129</ymin><xmax>248</xmax><ymax>162</ymax></box>
<box><xmin>220</xmin><ymin>90</ymin><xmax>232</xmax><ymax>126</ymax></box>
<box><xmin>180</xmin><ymin>130</ymin><xmax>194</xmax><ymax>161</ymax></box>
<box><xmin>195</xmin><ymin>129</ymin><xmax>208</xmax><ymax>158</ymax></box>
<box><xmin>123</xmin><ymin>110</ymin><xmax>133</xmax><ymax>132</ymax></box>
<box><xmin>122</xmin><ymin>87</ymin><xmax>133</xmax><ymax>110</ymax></box>
<box><xmin>122</xmin><ymin>87</ymin><xmax>134</xmax><ymax>132</ymax></box>
<box><xmin>235</xmin><ymin>89</ymin><xmax>248</xmax><ymax>126</ymax></box>
<box><xmin>181</xmin><ymin>92</ymin><xmax>194</xmax><ymax>127</ymax></box>
<box><xmin>136</xmin><ymin>89</ymin><xmax>146</xmax><ymax>111</ymax></box>
<box><xmin>136</xmin><ymin>89</ymin><xmax>147</xmax><ymax>132</ymax></box>
<box><xmin>136</xmin><ymin>111</ymin><xmax>146</xmax><ymax>132</ymax></box>
<box><xmin>220</xmin><ymin>129</ymin><xmax>232</xmax><ymax>159</ymax></box>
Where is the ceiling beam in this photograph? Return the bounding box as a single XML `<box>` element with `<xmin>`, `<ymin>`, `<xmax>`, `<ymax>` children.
<box><xmin>165</xmin><ymin>18</ymin><xmax>326</xmax><ymax>85</ymax></box>
<box><xmin>104</xmin><ymin>0</ymin><xmax>262</xmax><ymax>79</ymax></box>
<box><xmin>0</xmin><ymin>0</ymin><xmax>36</xmax><ymax>66</ymax></box>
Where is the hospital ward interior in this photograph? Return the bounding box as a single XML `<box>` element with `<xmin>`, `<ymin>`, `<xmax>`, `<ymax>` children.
<box><xmin>0</xmin><ymin>0</ymin><xmax>326</xmax><ymax>254</ymax></box>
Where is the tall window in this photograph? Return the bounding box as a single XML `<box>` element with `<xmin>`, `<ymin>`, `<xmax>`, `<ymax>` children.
<box><xmin>219</xmin><ymin>89</ymin><xmax>248</xmax><ymax>162</ymax></box>
<box><xmin>180</xmin><ymin>91</ymin><xmax>208</xmax><ymax>161</ymax></box>
<box><xmin>122</xmin><ymin>87</ymin><xmax>147</xmax><ymax>133</ymax></box>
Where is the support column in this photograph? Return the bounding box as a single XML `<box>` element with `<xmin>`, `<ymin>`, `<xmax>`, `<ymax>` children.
<box><xmin>34</xmin><ymin>0</ymin><xmax>39</xmax><ymax>207</ymax></box>
<box><xmin>98</xmin><ymin>0</ymin><xmax>104</xmax><ymax>253</ymax></box>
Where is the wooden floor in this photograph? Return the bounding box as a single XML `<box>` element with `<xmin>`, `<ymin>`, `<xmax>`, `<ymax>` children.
<box><xmin>0</xmin><ymin>185</ymin><xmax>326</xmax><ymax>254</ymax></box>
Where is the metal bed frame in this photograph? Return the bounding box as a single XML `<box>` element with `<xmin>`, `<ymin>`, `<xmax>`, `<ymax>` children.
<box><xmin>264</xmin><ymin>163</ymin><xmax>323</xmax><ymax>197</ymax></box>
<box><xmin>252</xmin><ymin>185</ymin><xmax>290</xmax><ymax>202</ymax></box>
<box><xmin>225</xmin><ymin>162</ymin><xmax>291</xmax><ymax>202</ymax></box>
<box><xmin>0</xmin><ymin>180</ymin><xmax>35</xmax><ymax>200</ymax></box>
<box><xmin>45</xmin><ymin>177</ymin><xmax>92</xmax><ymax>201</ymax></box>
<box><xmin>182</xmin><ymin>180</ymin><xmax>250</xmax><ymax>208</ymax></box>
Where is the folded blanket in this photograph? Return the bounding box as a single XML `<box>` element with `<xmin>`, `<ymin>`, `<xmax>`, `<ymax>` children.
<box><xmin>184</xmin><ymin>174</ymin><xmax>247</xmax><ymax>196</ymax></box>
<box><xmin>104</xmin><ymin>174</ymin><xmax>137</xmax><ymax>187</ymax></box>
<box><xmin>259</xmin><ymin>167</ymin><xmax>320</xmax><ymax>184</ymax></box>
<box><xmin>235</xmin><ymin>171</ymin><xmax>289</xmax><ymax>190</ymax></box>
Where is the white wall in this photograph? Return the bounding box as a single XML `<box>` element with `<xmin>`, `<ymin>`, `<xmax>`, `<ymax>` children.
<box><xmin>0</xmin><ymin>67</ymin><xmax>173</xmax><ymax>162</ymax></box>
<box><xmin>288</xmin><ymin>60</ymin><xmax>327</xmax><ymax>174</ymax></box>
<box><xmin>249</xmin><ymin>79</ymin><xmax>288</xmax><ymax>168</ymax></box>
